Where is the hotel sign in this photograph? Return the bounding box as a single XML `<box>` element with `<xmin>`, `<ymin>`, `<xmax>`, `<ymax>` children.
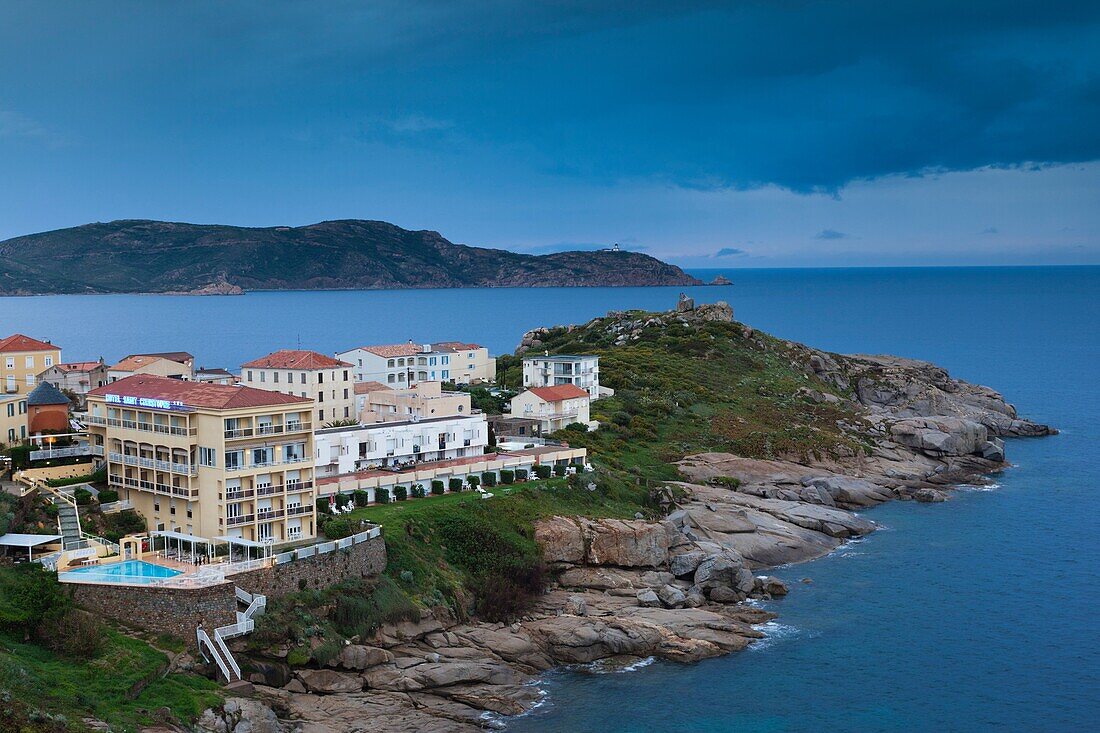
<box><xmin>104</xmin><ymin>393</ymin><xmax>190</xmax><ymax>411</ymax></box>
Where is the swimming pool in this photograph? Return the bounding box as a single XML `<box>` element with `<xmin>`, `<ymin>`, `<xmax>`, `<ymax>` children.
<box><xmin>63</xmin><ymin>559</ymin><xmax>182</xmax><ymax>585</ymax></box>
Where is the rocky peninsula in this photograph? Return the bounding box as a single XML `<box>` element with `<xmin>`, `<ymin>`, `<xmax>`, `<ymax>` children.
<box><xmin>193</xmin><ymin>302</ymin><xmax>1053</xmax><ymax>733</ymax></box>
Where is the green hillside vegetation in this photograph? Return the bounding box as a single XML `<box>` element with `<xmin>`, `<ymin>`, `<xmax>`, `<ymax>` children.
<box><xmin>0</xmin><ymin>566</ymin><xmax>221</xmax><ymax>732</ymax></box>
<box><xmin>502</xmin><ymin>310</ymin><xmax>872</xmax><ymax>475</ymax></box>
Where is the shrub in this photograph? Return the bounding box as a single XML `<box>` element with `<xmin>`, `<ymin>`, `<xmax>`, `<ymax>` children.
<box><xmin>311</xmin><ymin>637</ymin><xmax>343</xmax><ymax>666</ymax></box>
<box><xmin>6</xmin><ymin>444</ymin><xmax>31</xmax><ymax>470</ymax></box>
<box><xmin>376</xmin><ymin>488</ymin><xmax>391</xmax><ymax>504</ymax></box>
<box><xmin>333</xmin><ymin>493</ymin><xmax>353</xmax><ymax>510</ymax></box>
<box><xmin>563</xmin><ymin>422</ymin><xmax>588</xmax><ymax>432</ymax></box>
<box><xmin>553</xmin><ymin>464</ymin><xmax>567</xmax><ymax>477</ymax></box>
<box><xmin>102</xmin><ymin>509</ymin><xmax>145</xmax><ymax>543</ymax></box>
<box><xmin>431</xmin><ymin>480</ymin><xmax>445</xmax><ymax>496</ymax></box>
<box><xmin>467</xmin><ymin>474</ymin><xmax>481</xmax><ymax>489</ymax></box>
<box><xmin>611</xmin><ymin>411</ymin><xmax>632</xmax><ymax>427</ymax></box>
<box><xmin>411</xmin><ymin>483</ymin><xmax>427</xmax><ymax>499</ymax></box>
<box><xmin>500</xmin><ymin>469</ymin><xmax>515</xmax><ymax>485</ymax></box>
<box><xmin>481</xmin><ymin>472</ymin><xmax>496</xmax><ymax>488</ymax></box>
<box><xmin>710</xmin><ymin>476</ymin><xmax>742</xmax><ymax>489</ymax></box>
<box><xmin>515</xmin><ymin>468</ymin><xmax>528</xmax><ymax>481</ymax></box>
<box><xmin>448</xmin><ymin>478</ymin><xmax>463</xmax><ymax>492</ymax></box>
<box><xmin>316</xmin><ymin>497</ymin><xmax>333</xmax><ymax>515</ymax></box>
<box><xmin>330</xmin><ymin>577</ymin><xmax>419</xmax><ymax>637</ymax></box>
<box><xmin>393</xmin><ymin>486</ymin><xmax>408</xmax><ymax>502</ymax></box>
<box><xmin>353</xmin><ymin>490</ymin><xmax>370</xmax><ymax>507</ymax></box>
<box><xmin>72</xmin><ymin>487</ymin><xmax>93</xmax><ymax>505</ymax></box>
<box><xmin>323</xmin><ymin>517</ymin><xmax>353</xmax><ymax>539</ymax></box>
<box><xmin>97</xmin><ymin>489</ymin><xmax>119</xmax><ymax>504</ymax></box>
<box><xmin>0</xmin><ymin>564</ymin><xmax>70</xmax><ymax>638</ymax></box>
<box><xmin>534</xmin><ymin>465</ymin><xmax>552</xmax><ymax>479</ymax></box>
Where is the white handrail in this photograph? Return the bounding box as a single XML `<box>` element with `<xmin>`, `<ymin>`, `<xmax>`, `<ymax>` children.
<box><xmin>212</xmin><ymin>626</ymin><xmax>243</xmax><ymax>680</ymax></box>
<box><xmin>197</xmin><ymin>627</ymin><xmax>234</xmax><ymax>682</ymax></box>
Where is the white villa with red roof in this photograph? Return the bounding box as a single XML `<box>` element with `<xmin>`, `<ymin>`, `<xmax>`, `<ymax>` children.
<box><xmin>509</xmin><ymin>384</ymin><xmax>592</xmax><ymax>433</ymax></box>
<box><xmin>240</xmin><ymin>349</ymin><xmax>355</xmax><ymax>425</ymax></box>
<box><xmin>338</xmin><ymin>341</ymin><xmax>496</xmax><ymax>386</ymax></box>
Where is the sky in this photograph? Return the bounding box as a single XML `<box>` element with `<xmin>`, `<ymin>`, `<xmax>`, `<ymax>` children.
<box><xmin>0</xmin><ymin>1</ymin><xmax>1097</xmax><ymax>268</ymax></box>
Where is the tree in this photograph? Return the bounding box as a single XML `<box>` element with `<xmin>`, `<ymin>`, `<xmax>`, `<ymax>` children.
<box><xmin>0</xmin><ymin>565</ymin><xmax>70</xmax><ymax>640</ymax></box>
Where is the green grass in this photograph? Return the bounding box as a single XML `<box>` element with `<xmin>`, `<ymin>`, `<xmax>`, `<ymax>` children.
<box><xmin>0</xmin><ymin>627</ymin><xmax>221</xmax><ymax>732</ymax></box>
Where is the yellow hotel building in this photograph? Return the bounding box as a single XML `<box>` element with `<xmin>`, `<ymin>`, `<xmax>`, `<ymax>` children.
<box><xmin>86</xmin><ymin>375</ymin><xmax>317</xmax><ymax>545</ymax></box>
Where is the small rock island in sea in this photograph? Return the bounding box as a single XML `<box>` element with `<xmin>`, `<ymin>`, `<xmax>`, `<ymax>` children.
<box><xmin>202</xmin><ymin>298</ymin><xmax>1053</xmax><ymax>732</ymax></box>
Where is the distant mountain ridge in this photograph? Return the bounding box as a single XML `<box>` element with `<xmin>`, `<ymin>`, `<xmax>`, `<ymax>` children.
<box><xmin>0</xmin><ymin>219</ymin><xmax>702</xmax><ymax>295</ymax></box>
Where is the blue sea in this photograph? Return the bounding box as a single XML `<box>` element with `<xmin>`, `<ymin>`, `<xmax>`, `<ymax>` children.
<box><xmin>2</xmin><ymin>266</ymin><xmax>1098</xmax><ymax>731</ymax></box>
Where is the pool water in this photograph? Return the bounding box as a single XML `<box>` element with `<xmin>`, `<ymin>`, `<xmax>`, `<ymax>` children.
<box><xmin>65</xmin><ymin>559</ymin><xmax>182</xmax><ymax>584</ymax></box>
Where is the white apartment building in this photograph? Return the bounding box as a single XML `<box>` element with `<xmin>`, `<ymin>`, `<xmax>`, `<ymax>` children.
<box><xmin>314</xmin><ymin>413</ymin><xmax>489</xmax><ymax>478</ymax></box>
<box><xmin>240</xmin><ymin>350</ymin><xmax>355</xmax><ymax>426</ymax></box>
<box><xmin>338</xmin><ymin>342</ymin><xmax>496</xmax><ymax>386</ymax></box>
<box><xmin>522</xmin><ymin>354</ymin><xmax>602</xmax><ymax>400</ymax></box>
<box><xmin>509</xmin><ymin>385</ymin><xmax>591</xmax><ymax>433</ymax></box>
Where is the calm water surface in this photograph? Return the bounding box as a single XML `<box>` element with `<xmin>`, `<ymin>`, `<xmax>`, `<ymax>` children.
<box><xmin>2</xmin><ymin>266</ymin><xmax>1098</xmax><ymax>731</ymax></box>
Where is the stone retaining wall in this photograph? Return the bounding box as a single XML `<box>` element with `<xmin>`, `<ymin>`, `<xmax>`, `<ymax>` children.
<box><xmin>69</xmin><ymin>535</ymin><xmax>386</xmax><ymax>646</ymax></box>
<box><xmin>232</xmin><ymin>533</ymin><xmax>386</xmax><ymax>598</ymax></box>
<box><xmin>68</xmin><ymin>582</ymin><xmax>237</xmax><ymax>640</ymax></box>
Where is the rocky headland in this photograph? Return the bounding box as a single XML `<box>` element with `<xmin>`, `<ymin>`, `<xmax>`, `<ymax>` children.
<box><xmin>194</xmin><ymin>304</ymin><xmax>1053</xmax><ymax>733</ymax></box>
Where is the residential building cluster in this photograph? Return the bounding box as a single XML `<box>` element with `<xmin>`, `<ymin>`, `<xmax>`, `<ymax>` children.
<box><xmin>3</xmin><ymin>330</ymin><xmax>601</xmax><ymax>552</ymax></box>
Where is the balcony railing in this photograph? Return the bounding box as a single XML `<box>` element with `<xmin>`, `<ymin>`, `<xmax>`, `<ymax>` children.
<box><xmin>108</xmin><ymin>451</ymin><xmax>196</xmax><ymax>475</ymax></box>
<box><xmin>224</xmin><ymin>427</ymin><xmax>254</xmax><ymax>439</ymax></box>
<box><xmin>286</xmin><ymin>504</ymin><xmax>312</xmax><ymax>516</ymax></box>
<box><xmin>257</xmin><ymin>424</ymin><xmax>283</xmax><ymax>436</ymax></box>
<box><xmin>95</xmin><ymin>416</ymin><xmax>193</xmax><ymax>436</ymax></box>
<box><xmin>256</xmin><ymin>508</ymin><xmax>285</xmax><ymax>520</ymax></box>
<box><xmin>285</xmin><ymin>480</ymin><xmax>313</xmax><ymax>493</ymax></box>
<box><xmin>109</xmin><ymin>474</ymin><xmax>198</xmax><ymax>498</ymax></box>
<box><xmin>226</xmin><ymin>487</ymin><xmax>255</xmax><ymax>500</ymax></box>
<box><xmin>256</xmin><ymin>484</ymin><xmax>281</xmax><ymax>496</ymax></box>
<box><xmin>226</xmin><ymin>514</ymin><xmax>254</xmax><ymax>526</ymax></box>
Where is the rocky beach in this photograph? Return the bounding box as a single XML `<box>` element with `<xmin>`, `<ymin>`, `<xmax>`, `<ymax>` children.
<box><xmin>191</xmin><ymin>307</ymin><xmax>1054</xmax><ymax>733</ymax></box>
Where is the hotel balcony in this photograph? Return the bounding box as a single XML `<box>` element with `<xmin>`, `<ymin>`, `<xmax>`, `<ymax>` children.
<box><xmin>109</xmin><ymin>473</ymin><xmax>199</xmax><ymax>499</ymax></box>
<box><xmin>108</xmin><ymin>451</ymin><xmax>197</xmax><ymax>476</ymax></box>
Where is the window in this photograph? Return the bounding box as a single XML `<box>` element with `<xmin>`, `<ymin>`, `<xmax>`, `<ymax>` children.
<box><xmin>224</xmin><ymin>450</ymin><xmax>243</xmax><ymax>470</ymax></box>
<box><xmin>317</xmin><ymin>391</ymin><xmax>324</xmax><ymax>402</ymax></box>
<box><xmin>154</xmin><ymin>500</ymin><xmax>160</xmax><ymax>512</ymax></box>
<box><xmin>442</xmin><ymin>370</ymin><xmax>449</xmax><ymax>379</ymax></box>
<box><xmin>344</xmin><ymin>406</ymin><xmax>350</xmax><ymax>418</ymax></box>
<box><xmin>387</xmin><ymin>374</ymin><xmax>395</xmax><ymax>383</ymax></box>
<box><xmin>287</xmin><ymin>371</ymin><xmax>293</xmax><ymax>383</ymax></box>
<box><xmin>247</xmin><ymin>370</ymin><xmax>253</xmax><ymax>381</ymax></box>
<box><xmin>300</xmin><ymin>372</ymin><xmax>306</xmax><ymax>383</ymax></box>
<box><xmin>25</xmin><ymin>356</ymin><xmax>34</xmax><ymax>368</ymax></box>
<box><xmin>44</xmin><ymin>356</ymin><xmax>53</xmax><ymax>368</ymax></box>
<box><xmin>259</xmin><ymin>371</ymin><xmax>266</xmax><ymax>383</ymax></box>
<box><xmin>343</xmin><ymin>388</ymin><xmax>349</xmax><ymax>399</ymax></box>
<box><xmin>387</xmin><ymin>359</ymin><xmax>395</xmax><ymax>368</ymax></box>
<box><xmin>25</xmin><ymin>375</ymin><xmax>34</xmax><ymax>386</ymax></box>
<box><xmin>199</xmin><ymin>447</ymin><xmax>216</xmax><ymax>467</ymax></box>
<box><xmin>4</xmin><ymin>357</ymin><xmax>12</xmax><ymax>368</ymax></box>
<box><xmin>252</xmin><ymin>447</ymin><xmax>273</xmax><ymax>466</ymax></box>
<box><xmin>318</xmin><ymin>409</ymin><xmax>324</xmax><ymax>421</ymax></box>
<box><xmin>273</xmin><ymin>371</ymin><xmax>279</xmax><ymax>383</ymax></box>
<box><xmin>343</xmin><ymin>370</ymin><xmax>348</xmax><ymax>381</ymax></box>
<box><xmin>6</xmin><ymin>428</ymin><xmax>13</xmax><ymax>442</ymax></box>
<box><xmin>284</xmin><ymin>443</ymin><xmax>306</xmax><ymax>462</ymax></box>
<box><xmin>5</xmin><ymin>403</ymin><xmax>12</xmax><ymax>417</ymax></box>
<box><xmin>442</xmin><ymin>356</ymin><xmax>449</xmax><ymax>365</ymax></box>
<box><xmin>18</xmin><ymin>401</ymin><xmax>26</xmax><ymax>415</ymax></box>
<box><xmin>318</xmin><ymin>372</ymin><xmax>324</xmax><ymax>384</ymax></box>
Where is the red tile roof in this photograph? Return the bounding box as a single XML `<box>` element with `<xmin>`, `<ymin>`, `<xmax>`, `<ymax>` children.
<box><xmin>110</xmin><ymin>354</ymin><xmax>178</xmax><ymax>372</ymax></box>
<box><xmin>356</xmin><ymin>344</ymin><xmax>424</xmax><ymax>358</ymax></box>
<box><xmin>354</xmin><ymin>381</ymin><xmax>392</xmax><ymax>395</ymax></box>
<box><xmin>528</xmin><ymin>385</ymin><xmax>589</xmax><ymax>402</ymax></box>
<box><xmin>0</xmin><ymin>334</ymin><xmax>57</xmax><ymax>352</ymax></box>
<box><xmin>88</xmin><ymin>374</ymin><xmax>311</xmax><ymax>410</ymax></box>
<box><xmin>241</xmin><ymin>350</ymin><xmax>351</xmax><ymax>370</ymax></box>
<box><xmin>54</xmin><ymin>361</ymin><xmax>104</xmax><ymax>373</ymax></box>
<box><xmin>431</xmin><ymin>342</ymin><xmax>482</xmax><ymax>352</ymax></box>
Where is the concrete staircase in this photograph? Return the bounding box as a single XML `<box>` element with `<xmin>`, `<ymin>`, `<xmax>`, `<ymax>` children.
<box><xmin>55</xmin><ymin>499</ymin><xmax>86</xmax><ymax>550</ymax></box>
